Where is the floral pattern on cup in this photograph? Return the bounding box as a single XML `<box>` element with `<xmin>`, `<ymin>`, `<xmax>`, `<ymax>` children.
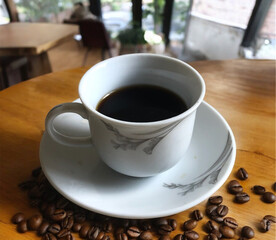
<box><xmin>101</xmin><ymin>119</ymin><xmax>183</xmax><ymax>154</ymax></box>
<box><xmin>163</xmin><ymin>133</ymin><xmax>232</xmax><ymax>195</ymax></box>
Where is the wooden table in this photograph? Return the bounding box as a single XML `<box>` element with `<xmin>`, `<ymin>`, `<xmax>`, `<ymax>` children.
<box><xmin>0</xmin><ymin>22</ymin><xmax>78</xmax><ymax>78</ymax></box>
<box><xmin>0</xmin><ymin>59</ymin><xmax>275</xmax><ymax>239</ymax></box>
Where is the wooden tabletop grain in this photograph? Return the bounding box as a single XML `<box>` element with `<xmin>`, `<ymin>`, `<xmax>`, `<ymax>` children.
<box><xmin>0</xmin><ymin>22</ymin><xmax>78</xmax><ymax>56</ymax></box>
<box><xmin>0</xmin><ymin>59</ymin><xmax>275</xmax><ymax>239</ymax></box>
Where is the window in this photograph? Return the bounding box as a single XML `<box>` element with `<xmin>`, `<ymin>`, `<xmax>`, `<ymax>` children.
<box><xmin>13</xmin><ymin>0</ymin><xmax>89</xmax><ymax>23</ymax></box>
<box><xmin>0</xmin><ymin>0</ymin><xmax>10</xmax><ymax>24</ymax></box>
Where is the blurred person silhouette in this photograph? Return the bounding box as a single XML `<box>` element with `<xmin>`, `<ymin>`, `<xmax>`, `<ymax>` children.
<box><xmin>70</xmin><ymin>2</ymin><xmax>97</xmax><ymax>21</ymax></box>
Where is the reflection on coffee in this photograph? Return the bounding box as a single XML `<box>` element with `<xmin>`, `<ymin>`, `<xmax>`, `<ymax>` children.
<box><xmin>96</xmin><ymin>84</ymin><xmax>187</xmax><ymax>122</ymax></box>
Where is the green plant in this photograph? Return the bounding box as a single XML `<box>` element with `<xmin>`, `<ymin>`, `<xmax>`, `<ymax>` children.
<box><xmin>143</xmin><ymin>0</ymin><xmax>165</xmax><ymax>33</ymax></box>
<box><xmin>117</xmin><ymin>28</ymin><xmax>147</xmax><ymax>45</ymax></box>
<box><xmin>15</xmin><ymin>0</ymin><xmax>86</xmax><ymax>22</ymax></box>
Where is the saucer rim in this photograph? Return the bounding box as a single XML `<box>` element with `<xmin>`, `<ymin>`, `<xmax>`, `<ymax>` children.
<box><xmin>40</xmin><ymin>101</ymin><xmax>236</xmax><ymax>219</ymax></box>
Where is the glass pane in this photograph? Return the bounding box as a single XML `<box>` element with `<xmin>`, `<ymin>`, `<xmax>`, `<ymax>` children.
<box><xmin>255</xmin><ymin>0</ymin><xmax>276</xmax><ymax>59</ymax></box>
<box><xmin>170</xmin><ymin>0</ymin><xmax>190</xmax><ymax>42</ymax></box>
<box><xmin>191</xmin><ymin>0</ymin><xmax>255</xmax><ymax>28</ymax></box>
<box><xmin>0</xmin><ymin>0</ymin><xmax>10</xmax><ymax>24</ymax></box>
<box><xmin>142</xmin><ymin>0</ymin><xmax>165</xmax><ymax>33</ymax></box>
<box><xmin>102</xmin><ymin>0</ymin><xmax>132</xmax><ymax>38</ymax></box>
<box><xmin>14</xmin><ymin>0</ymin><xmax>89</xmax><ymax>23</ymax></box>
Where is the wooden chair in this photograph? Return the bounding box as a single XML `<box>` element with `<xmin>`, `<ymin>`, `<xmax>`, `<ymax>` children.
<box><xmin>78</xmin><ymin>19</ymin><xmax>113</xmax><ymax>65</ymax></box>
<box><xmin>0</xmin><ymin>56</ymin><xmax>29</xmax><ymax>89</ymax></box>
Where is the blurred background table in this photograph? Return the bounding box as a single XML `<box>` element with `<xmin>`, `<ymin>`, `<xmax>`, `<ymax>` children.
<box><xmin>0</xmin><ymin>22</ymin><xmax>78</xmax><ymax>78</ymax></box>
<box><xmin>0</xmin><ymin>59</ymin><xmax>275</xmax><ymax>239</ymax></box>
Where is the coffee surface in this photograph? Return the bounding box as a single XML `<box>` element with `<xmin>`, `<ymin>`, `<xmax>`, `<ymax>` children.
<box><xmin>96</xmin><ymin>85</ymin><xmax>187</xmax><ymax>122</ymax></box>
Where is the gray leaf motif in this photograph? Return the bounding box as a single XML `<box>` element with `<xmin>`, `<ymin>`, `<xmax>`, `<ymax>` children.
<box><xmin>163</xmin><ymin>133</ymin><xmax>233</xmax><ymax>195</ymax></box>
<box><xmin>101</xmin><ymin>120</ymin><xmax>182</xmax><ymax>154</ymax></box>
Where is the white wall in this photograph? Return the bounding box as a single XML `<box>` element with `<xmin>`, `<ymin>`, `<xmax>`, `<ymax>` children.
<box><xmin>181</xmin><ymin>14</ymin><xmax>245</xmax><ymax>61</ymax></box>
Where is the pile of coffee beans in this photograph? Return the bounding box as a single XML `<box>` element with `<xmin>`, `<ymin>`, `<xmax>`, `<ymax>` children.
<box><xmin>11</xmin><ymin>167</ymin><xmax>275</xmax><ymax>240</ymax></box>
<box><xmin>13</xmin><ymin>167</ymin><xmax>185</xmax><ymax>240</ymax></box>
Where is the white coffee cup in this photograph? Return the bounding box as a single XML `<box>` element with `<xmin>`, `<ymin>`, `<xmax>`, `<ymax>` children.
<box><xmin>45</xmin><ymin>54</ymin><xmax>205</xmax><ymax>177</ymax></box>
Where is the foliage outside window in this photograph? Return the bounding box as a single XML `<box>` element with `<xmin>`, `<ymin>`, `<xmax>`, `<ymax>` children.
<box><xmin>14</xmin><ymin>0</ymin><xmax>88</xmax><ymax>22</ymax></box>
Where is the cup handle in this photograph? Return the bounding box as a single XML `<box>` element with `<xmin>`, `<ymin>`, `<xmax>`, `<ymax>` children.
<box><xmin>45</xmin><ymin>102</ymin><xmax>92</xmax><ymax>147</ymax></box>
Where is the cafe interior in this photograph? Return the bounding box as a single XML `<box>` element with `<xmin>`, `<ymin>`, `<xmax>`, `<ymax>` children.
<box><xmin>0</xmin><ymin>1</ymin><xmax>275</xmax><ymax>239</ymax></box>
<box><xmin>0</xmin><ymin>0</ymin><xmax>275</xmax><ymax>90</ymax></box>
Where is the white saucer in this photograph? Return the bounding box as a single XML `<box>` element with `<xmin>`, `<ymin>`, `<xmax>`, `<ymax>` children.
<box><xmin>40</xmin><ymin>101</ymin><xmax>236</xmax><ymax>219</ymax></box>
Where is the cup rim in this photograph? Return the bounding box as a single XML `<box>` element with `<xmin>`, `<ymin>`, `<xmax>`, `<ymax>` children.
<box><xmin>79</xmin><ymin>53</ymin><xmax>206</xmax><ymax>126</ymax></box>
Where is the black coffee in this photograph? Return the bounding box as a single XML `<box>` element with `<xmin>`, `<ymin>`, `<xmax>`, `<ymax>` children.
<box><xmin>96</xmin><ymin>85</ymin><xmax>187</xmax><ymax>122</ymax></box>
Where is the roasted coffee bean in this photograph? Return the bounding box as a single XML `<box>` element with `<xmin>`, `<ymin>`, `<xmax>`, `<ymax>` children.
<box><xmin>235</xmin><ymin>192</ymin><xmax>250</xmax><ymax>203</ymax></box>
<box><xmin>11</xmin><ymin>212</ymin><xmax>25</xmax><ymax>224</ymax></box>
<box><xmin>32</xmin><ymin>166</ymin><xmax>42</xmax><ymax>177</ymax></box>
<box><xmin>95</xmin><ymin>231</ymin><xmax>106</xmax><ymax>240</ymax></box>
<box><xmin>264</xmin><ymin>215</ymin><xmax>276</xmax><ymax>223</ymax></box>
<box><xmin>184</xmin><ymin>230</ymin><xmax>199</xmax><ymax>240</ymax></box>
<box><xmin>260</xmin><ymin>218</ymin><xmax>271</xmax><ymax>232</ymax></box>
<box><xmin>205</xmin><ymin>220</ymin><xmax>219</xmax><ymax>233</ymax></box>
<box><xmin>173</xmin><ymin>234</ymin><xmax>186</xmax><ymax>240</ymax></box>
<box><xmin>223</xmin><ymin>217</ymin><xmax>238</xmax><ymax>229</ymax></box>
<box><xmin>17</xmin><ymin>220</ymin><xmax>28</xmax><ymax>233</ymax></box>
<box><xmin>207</xmin><ymin>233</ymin><xmax>218</xmax><ymax>240</ymax></box>
<box><xmin>155</xmin><ymin>218</ymin><xmax>169</xmax><ymax>226</ymax></box>
<box><xmin>61</xmin><ymin>216</ymin><xmax>74</xmax><ymax>230</ymax></box>
<box><xmin>18</xmin><ymin>180</ymin><xmax>36</xmax><ymax>191</ymax></box>
<box><xmin>210</xmin><ymin>215</ymin><xmax>224</xmax><ymax>223</ymax></box>
<box><xmin>116</xmin><ymin>232</ymin><xmax>128</xmax><ymax>240</ymax></box>
<box><xmin>62</xmin><ymin>234</ymin><xmax>74</xmax><ymax>240</ymax></box>
<box><xmin>115</xmin><ymin>227</ymin><xmax>125</xmax><ymax>235</ymax></box>
<box><xmin>42</xmin><ymin>233</ymin><xmax>57</xmax><ymax>240</ymax></box>
<box><xmin>103</xmin><ymin>235</ymin><xmax>111</xmax><ymax>240</ymax></box>
<box><xmin>227</xmin><ymin>180</ymin><xmax>243</xmax><ymax>194</ymax></box>
<box><xmin>192</xmin><ymin>210</ymin><xmax>203</xmax><ymax>221</ymax></box>
<box><xmin>43</xmin><ymin>190</ymin><xmax>58</xmax><ymax>203</ymax></box>
<box><xmin>51</xmin><ymin>209</ymin><xmax>67</xmax><ymax>221</ymax></box>
<box><xmin>102</xmin><ymin>221</ymin><xmax>113</xmax><ymax>232</ymax></box>
<box><xmin>140</xmin><ymin>220</ymin><xmax>152</xmax><ymax>231</ymax></box>
<box><xmin>237</xmin><ymin>168</ymin><xmax>248</xmax><ymax>180</ymax></box>
<box><xmin>27</xmin><ymin>214</ymin><xmax>43</xmax><ymax>230</ymax></box>
<box><xmin>119</xmin><ymin>219</ymin><xmax>130</xmax><ymax>228</ymax></box>
<box><xmin>251</xmin><ymin>185</ymin><xmax>266</xmax><ymax>195</ymax></box>
<box><xmin>56</xmin><ymin>197</ymin><xmax>69</xmax><ymax>209</ymax></box>
<box><xmin>37</xmin><ymin>221</ymin><xmax>50</xmax><ymax>236</ymax></box>
<box><xmin>57</xmin><ymin>228</ymin><xmax>70</xmax><ymax>238</ymax></box>
<box><xmin>273</xmin><ymin>182</ymin><xmax>276</xmax><ymax>192</ymax></box>
<box><xmin>241</xmin><ymin>226</ymin><xmax>254</xmax><ymax>239</ymax></box>
<box><xmin>48</xmin><ymin>223</ymin><xmax>61</xmax><ymax>235</ymax></box>
<box><xmin>44</xmin><ymin>203</ymin><xmax>56</xmax><ymax>217</ymax></box>
<box><xmin>262</xmin><ymin>191</ymin><xmax>276</xmax><ymax>203</ymax></box>
<box><xmin>140</xmin><ymin>230</ymin><xmax>153</xmax><ymax>240</ymax></box>
<box><xmin>40</xmin><ymin>201</ymin><xmax>48</xmax><ymax>212</ymax></box>
<box><xmin>30</xmin><ymin>198</ymin><xmax>42</xmax><ymax>208</ymax></box>
<box><xmin>208</xmin><ymin>196</ymin><xmax>223</xmax><ymax>205</ymax></box>
<box><xmin>238</xmin><ymin>238</ymin><xmax>249</xmax><ymax>240</ymax></box>
<box><xmin>168</xmin><ymin>219</ymin><xmax>177</xmax><ymax>230</ymax></box>
<box><xmin>219</xmin><ymin>225</ymin><xmax>235</xmax><ymax>239</ymax></box>
<box><xmin>160</xmin><ymin>236</ymin><xmax>171</xmax><ymax>240</ymax></box>
<box><xmin>28</xmin><ymin>185</ymin><xmax>45</xmax><ymax>198</ymax></box>
<box><xmin>66</xmin><ymin>210</ymin><xmax>74</xmax><ymax>217</ymax></box>
<box><xmin>206</xmin><ymin>205</ymin><xmax>218</xmax><ymax>216</ymax></box>
<box><xmin>72</xmin><ymin>222</ymin><xmax>82</xmax><ymax>232</ymax></box>
<box><xmin>211</xmin><ymin>229</ymin><xmax>222</xmax><ymax>239</ymax></box>
<box><xmin>127</xmin><ymin>226</ymin><xmax>141</xmax><ymax>238</ymax></box>
<box><xmin>79</xmin><ymin>224</ymin><xmax>91</xmax><ymax>238</ymax></box>
<box><xmin>37</xmin><ymin>172</ymin><xmax>47</xmax><ymax>185</ymax></box>
<box><xmin>183</xmin><ymin>219</ymin><xmax>197</xmax><ymax>230</ymax></box>
<box><xmin>130</xmin><ymin>219</ymin><xmax>139</xmax><ymax>226</ymax></box>
<box><xmin>158</xmin><ymin>224</ymin><xmax>173</xmax><ymax>235</ymax></box>
<box><xmin>216</xmin><ymin>205</ymin><xmax>228</xmax><ymax>217</ymax></box>
<box><xmin>88</xmin><ymin>226</ymin><xmax>100</xmax><ymax>240</ymax></box>
<box><xmin>74</xmin><ymin>211</ymin><xmax>86</xmax><ymax>223</ymax></box>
